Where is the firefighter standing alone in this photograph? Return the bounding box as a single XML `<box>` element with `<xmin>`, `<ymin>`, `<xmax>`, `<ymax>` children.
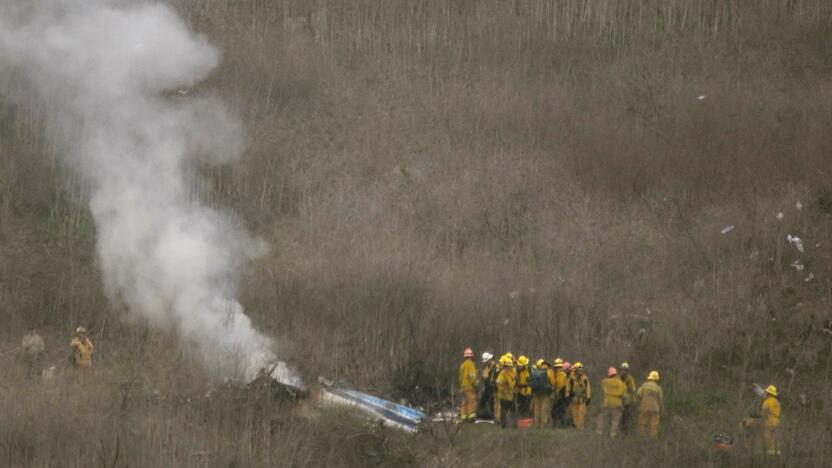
<box><xmin>70</xmin><ymin>327</ymin><xmax>94</xmax><ymax>370</ymax></box>
<box><xmin>759</xmin><ymin>385</ymin><xmax>781</xmax><ymax>457</ymax></box>
<box><xmin>459</xmin><ymin>348</ymin><xmax>478</xmax><ymax>421</ymax></box>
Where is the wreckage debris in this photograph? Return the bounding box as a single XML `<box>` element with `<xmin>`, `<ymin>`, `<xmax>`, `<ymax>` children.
<box><xmin>256</xmin><ymin>364</ymin><xmax>426</xmax><ymax>433</ymax></box>
<box><xmin>267</xmin><ymin>361</ymin><xmax>307</xmax><ymax>391</ymax></box>
<box><xmin>320</xmin><ymin>387</ymin><xmax>426</xmax><ymax>433</ymax></box>
<box><xmin>786</xmin><ymin>235</ymin><xmax>805</xmax><ymax>253</ymax></box>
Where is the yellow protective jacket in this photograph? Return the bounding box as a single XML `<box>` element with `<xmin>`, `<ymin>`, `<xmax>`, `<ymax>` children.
<box><xmin>71</xmin><ymin>337</ymin><xmax>94</xmax><ymax>367</ymax></box>
<box><xmin>761</xmin><ymin>396</ymin><xmax>781</xmax><ymax>428</ymax></box>
<box><xmin>459</xmin><ymin>359</ymin><xmax>477</xmax><ymax>392</ymax></box>
<box><xmin>637</xmin><ymin>381</ymin><xmax>663</xmax><ymax>413</ymax></box>
<box><xmin>517</xmin><ymin>367</ymin><xmax>532</xmax><ymax>396</ymax></box>
<box><xmin>496</xmin><ymin>368</ymin><xmax>516</xmax><ymax>401</ymax></box>
<box><xmin>554</xmin><ymin>370</ymin><xmax>568</xmax><ymax>398</ymax></box>
<box><xmin>601</xmin><ymin>377</ymin><xmax>627</xmax><ymax>408</ymax></box>
<box><xmin>620</xmin><ymin>373</ymin><xmax>637</xmax><ymax>405</ymax></box>
<box><xmin>480</xmin><ymin>361</ymin><xmax>495</xmax><ymax>383</ymax></box>
<box><xmin>567</xmin><ymin>373</ymin><xmax>591</xmax><ymax>402</ymax></box>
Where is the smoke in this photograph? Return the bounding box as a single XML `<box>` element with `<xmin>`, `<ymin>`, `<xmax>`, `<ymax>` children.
<box><xmin>0</xmin><ymin>0</ymin><xmax>274</xmax><ymax>378</ymax></box>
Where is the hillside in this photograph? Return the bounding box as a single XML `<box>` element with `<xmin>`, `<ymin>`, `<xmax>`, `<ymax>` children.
<box><xmin>1</xmin><ymin>0</ymin><xmax>832</xmax><ymax>466</ymax></box>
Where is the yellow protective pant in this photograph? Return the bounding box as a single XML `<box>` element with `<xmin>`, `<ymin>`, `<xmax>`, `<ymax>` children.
<box><xmin>532</xmin><ymin>394</ymin><xmax>551</xmax><ymax>427</ymax></box>
<box><xmin>596</xmin><ymin>407</ymin><xmax>623</xmax><ymax>437</ymax></box>
<box><xmin>460</xmin><ymin>389</ymin><xmax>477</xmax><ymax>420</ymax></box>
<box><xmin>638</xmin><ymin>411</ymin><xmax>660</xmax><ymax>438</ymax></box>
<box><xmin>570</xmin><ymin>401</ymin><xmax>587</xmax><ymax>431</ymax></box>
<box><xmin>763</xmin><ymin>427</ymin><xmax>780</xmax><ymax>456</ymax></box>
<box><xmin>494</xmin><ymin>398</ymin><xmax>501</xmax><ymax>423</ymax></box>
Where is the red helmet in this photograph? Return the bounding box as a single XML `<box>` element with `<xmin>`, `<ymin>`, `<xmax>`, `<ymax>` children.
<box><xmin>607</xmin><ymin>367</ymin><xmax>617</xmax><ymax>377</ymax></box>
<box><xmin>463</xmin><ymin>348</ymin><xmax>474</xmax><ymax>358</ymax></box>
<box><xmin>562</xmin><ymin>361</ymin><xmax>572</xmax><ymax>371</ymax></box>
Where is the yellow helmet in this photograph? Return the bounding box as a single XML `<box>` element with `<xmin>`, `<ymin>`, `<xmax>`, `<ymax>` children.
<box><xmin>648</xmin><ymin>371</ymin><xmax>660</xmax><ymax>381</ymax></box>
<box><xmin>573</xmin><ymin>362</ymin><xmax>584</xmax><ymax>369</ymax></box>
<box><xmin>621</xmin><ymin>362</ymin><xmax>630</xmax><ymax>370</ymax></box>
<box><xmin>765</xmin><ymin>385</ymin><xmax>778</xmax><ymax>396</ymax></box>
<box><xmin>75</xmin><ymin>326</ymin><xmax>87</xmax><ymax>335</ymax></box>
<box><xmin>518</xmin><ymin>356</ymin><xmax>529</xmax><ymax>367</ymax></box>
<box><xmin>505</xmin><ymin>352</ymin><xmax>514</xmax><ymax>360</ymax></box>
<box><xmin>536</xmin><ymin>359</ymin><xmax>546</xmax><ymax>368</ymax></box>
<box><xmin>553</xmin><ymin>358</ymin><xmax>563</xmax><ymax>367</ymax></box>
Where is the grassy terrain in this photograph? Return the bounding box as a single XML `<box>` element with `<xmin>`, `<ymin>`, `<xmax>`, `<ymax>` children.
<box><xmin>2</xmin><ymin>0</ymin><xmax>832</xmax><ymax>465</ymax></box>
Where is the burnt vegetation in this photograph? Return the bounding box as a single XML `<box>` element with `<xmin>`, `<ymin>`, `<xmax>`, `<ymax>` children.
<box><xmin>2</xmin><ymin>0</ymin><xmax>832</xmax><ymax>466</ymax></box>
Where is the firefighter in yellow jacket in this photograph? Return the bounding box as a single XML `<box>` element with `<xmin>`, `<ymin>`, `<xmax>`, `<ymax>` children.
<box><xmin>458</xmin><ymin>348</ymin><xmax>478</xmax><ymax>422</ymax></box>
<box><xmin>566</xmin><ymin>362</ymin><xmax>591</xmax><ymax>430</ymax></box>
<box><xmin>70</xmin><ymin>326</ymin><xmax>94</xmax><ymax>369</ymax></box>
<box><xmin>760</xmin><ymin>385</ymin><xmax>781</xmax><ymax>457</ymax></box>
<box><xmin>550</xmin><ymin>358</ymin><xmax>569</xmax><ymax>426</ymax></box>
<box><xmin>516</xmin><ymin>356</ymin><xmax>532</xmax><ymax>417</ymax></box>
<box><xmin>637</xmin><ymin>371</ymin><xmax>663</xmax><ymax>438</ymax></box>
<box><xmin>493</xmin><ymin>356</ymin><xmax>504</xmax><ymax>423</ymax></box>
<box><xmin>619</xmin><ymin>362</ymin><xmax>637</xmax><ymax>433</ymax></box>
<box><xmin>495</xmin><ymin>356</ymin><xmax>516</xmax><ymax>428</ymax></box>
<box><xmin>596</xmin><ymin>367</ymin><xmax>627</xmax><ymax>438</ymax></box>
<box><xmin>495</xmin><ymin>352</ymin><xmax>517</xmax><ymax>423</ymax></box>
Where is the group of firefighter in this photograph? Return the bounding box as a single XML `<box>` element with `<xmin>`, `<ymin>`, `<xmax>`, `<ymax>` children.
<box><xmin>458</xmin><ymin>348</ymin><xmax>782</xmax><ymax>456</ymax></box>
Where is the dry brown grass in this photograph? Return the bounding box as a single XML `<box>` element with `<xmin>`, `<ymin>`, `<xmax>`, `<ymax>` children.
<box><xmin>2</xmin><ymin>0</ymin><xmax>832</xmax><ymax>465</ymax></box>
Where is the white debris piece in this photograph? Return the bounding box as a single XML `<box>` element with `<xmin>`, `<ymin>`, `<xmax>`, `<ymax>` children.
<box><xmin>697</xmin><ymin>95</ymin><xmax>706</xmax><ymax>101</ymax></box>
<box><xmin>41</xmin><ymin>365</ymin><xmax>56</xmax><ymax>381</ymax></box>
<box><xmin>791</xmin><ymin>260</ymin><xmax>804</xmax><ymax>271</ymax></box>
<box><xmin>796</xmin><ymin>201</ymin><xmax>803</xmax><ymax>210</ymax></box>
<box><xmin>776</xmin><ymin>212</ymin><xmax>784</xmax><ymax>221</ymax></box>
<box><xmin>720</xmin><ymin>225</ymin><xmax>735</xmax><ymax>234</ymax></box>
<box><xmin>268</xmin><ymin>361</ymin><xmax>306</xmax><ymax>390</ymax></box>
<box><xmin>432</xmin><ymin>411</ymin><xmax>457</xmax><ymax>423</ymax></box>
<box><xmin>805</xmin><ymin>273</ymin><xmax>815</xmax><ymax>282</ymax></box>
<box><xmin>787</xmin><ymin>235</ymin><xmax>805</xmax><ymax>252</ymax></box>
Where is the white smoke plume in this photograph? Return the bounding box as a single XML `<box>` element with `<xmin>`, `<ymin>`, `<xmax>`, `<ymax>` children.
<box><xmin>0</xmin><ymin>0</ymin><xmax>275</xmax><ymax>378</ymax></box>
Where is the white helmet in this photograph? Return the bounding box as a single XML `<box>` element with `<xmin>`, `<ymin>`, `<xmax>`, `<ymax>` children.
<box><xmin>481</xmin><ymin>352</ymin><xmax>494</xmax><ymax>363</ymax></box>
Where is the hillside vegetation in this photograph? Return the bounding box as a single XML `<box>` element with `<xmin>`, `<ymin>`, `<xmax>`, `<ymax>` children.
<box><xmin>1</xmin><ymin>0</ymin><xmax>832</xmax><ymax>466</ymax></box>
